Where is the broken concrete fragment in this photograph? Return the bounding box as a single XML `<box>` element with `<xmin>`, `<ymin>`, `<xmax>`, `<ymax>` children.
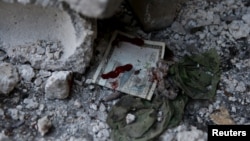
<box><xmin>45</xmin><ymin>71</ymin><xmax>72</xmax><ymax>99</ymax></box>
<box><xmin>0</xmin><ymin>62</ymin><xmax>19</xmax><ymax>95</ymax></box>
<box><xmin>228</xmin><ymin>20</ymin><xmax>250</xmax><ymax>39</ymax></box>
<box><xmin>128</xmin><ymin>0</ymin><xmax>186</xmax><ymax>32</ymax></box>
<box><xmin>23</xmin><ymin>98</ymin><xmax>39</xmax><ymax>109</ymax></box>
<box><xmin>0</xmin><ymin>132</ymin><xmax>11</xmax><ymax>141</ymax></box>
<box><xmin>242</xmin><ymin>13</ymin><xmax>250</xmax><ymax>25</ymax></box>
<box><xmin>0</xmin><ymin>1</ymin><xmax>95</xmax><ymax>73</ymax></box>
<box><xmin>17</xmin><ymin>65</ymin><xmax>35</xmax><ymax>82</ymax></box>
<box><xmin>37</xmin><ymin>116</ymin><xmax>52</xmax><ymax>136</ymax></box>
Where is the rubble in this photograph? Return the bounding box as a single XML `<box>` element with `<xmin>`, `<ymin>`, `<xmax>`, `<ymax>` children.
<box><xmin>37</xmin><ymin>116</ymin><xmax>52</xmax><ymax>136</ymax></box>
<box><xmin>228</xmin><ymin>20</ymin><xmax>250</xmax><ymax>39</ymax></box>
<box><xmin>0</xmin><ymin>0</ymin><xmax>250</xmax><ymax>140</ymax></box>
<box><xmin>17</xmin><ymin>65</ymin><xmax>35</xmax><ymax>82</ymax></box>
<box><xmin>45</xmin><ymin>71</ymin><xmax>72</xmax><ymax>99</ymax></box>
<box><xmin>0</xmin><ymin>62</ymin><xmax>19</xmax><ymax>95</ymax></box>
<box><xmin>0</xmin><ymin>131</ymin><xmax>11</xmax><ymax>141</ymax></box>
<box><xmin>126</xmin><ymin>113</ymin><xmax>136</xmax><ymax>124</ymax></box>
<box><xmin>0</xmin><ymin>1</ymin><xmax>96</xmax><ymax>73</ymax></box>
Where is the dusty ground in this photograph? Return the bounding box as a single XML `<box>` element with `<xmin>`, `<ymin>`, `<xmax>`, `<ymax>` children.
<box><xmin>0</xmin><ymin>0</ymin><xmax>250</xmax><ymax>141</ymax></box>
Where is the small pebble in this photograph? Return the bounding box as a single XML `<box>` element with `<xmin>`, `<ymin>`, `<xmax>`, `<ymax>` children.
<box><xmin>37</xmin><ymin>116</ymin><xmax>52</xmax><ymax>136</ymax></box>
<box><xmin>126</xmin><ymin>113</ymin><xmax>136</xmax><ymax>124</ymax></box>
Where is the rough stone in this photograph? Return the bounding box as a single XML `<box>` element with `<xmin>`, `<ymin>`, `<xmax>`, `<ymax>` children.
<box><xmin>34</xmin><ymin>78</ymin><xmax>43</xmax><ymax>87</ymax></box>
<box><xmin>8</xmin><ymin>108</ymin><xmax>19</xmax><ymax>120</ymax></box>
<box><xmin>74</xmin><ymin>100</ymin><xmax>82</xmax><ymax>108</ymax></box>
<box><xmin>17</xmin><ymin>65</ymin><xmax>35</xmax><ymax>82</ymax></box>
<box><xmin>228</xmin><ymin>20</ymin><xmax>250</xmax><ymax>39</ymax></box>
<box><xmin>0</xmin><ymin>132</ymin><xmax>11</xmax><ymax>141</ymax></box>
<box><xmin>45</xmin><ymin>71</ymin><xmax>72</xmax><ymax>99</ymax></box>
<box><xmin>0</xmin><ymin>62</ymin><xmax>19</xmax><ymax>95</ymax></box>
<box><xmin>126</xmin><ymin>113</ymin><xmax>136</xmax><ymax>124</ymax></box>
<box><xmin>171</xmin><ymin>21</ymin><xmax>186</xmax><ymax>34</ymax></box>
<box><xmin>242</xmin><ymin>13</ymin><xmax>250</xmax><ymax>25</ymax></box>
<box><xmin>0</xmin><ymin>1</ymin><xmax>96</xmax><ymax>73</ymax></box>
<box><xmin>23</xmin><ymin>98</ymin><xmax>39</xmax><ymax>109</ymax></box>
<box><xmin>0</xmin><ymin>50</ymin><xmax>7</xmax><ymax>61</ymax></box>
<box><xmin>128</xmin><ymin>0</ymin><xmax>187</xmax><ymax>32</ymax></box>
<box><xmin>90</xmin><ymin>103</ymin><xmax>98</xmax><ymax>111</ymax></box>
<box><xmin>37</xmin><ymin>116</ymin><xmax>52</xmax><ymax>136</ymax></box>
<box><xmin>96</xmin><ymin>129</ymin><xmax>110</xmax><ymax>138</ymax></box>
<box><xmin>38</xmin><ymin>70</ymin><xmax>52</xmax><ymax>78</ymax></box>
<box><xmin>99</xmin><ymin>103</ymin><xmax>106</xmax><ymax>112</ymax></box>
<box><xmin>0</xmin><ymin>108</ymin><xmax>4</xmax><ymax>116</ymax></box>
<box><xmin>160</xmin><ymin>124</ymin><xmax>207</xmax><ymax>141</ymax></box>
<box><xmin>176</xmin><ymin>126</ymin><xmax>207</xmax><ymax>141</ymax></box>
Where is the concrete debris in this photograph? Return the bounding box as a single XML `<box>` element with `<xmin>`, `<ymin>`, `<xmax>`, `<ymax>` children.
<box><xmin>171</xmin><ymin>21</ymin><xmax>186</xmax><ymax>34</ymax></box>
<box><xmin>176</xmin><ymin>126</ymin><xmax>207</xmax><ymax>141</ymax></box>
<box><xmin>160</xmin><ymin>124</ymin><xmax>207</xmax><ymax>141</ymax></box>
<box><xmin>228</xmin><ymin>20</ymin><xmax>250</xmax><ymax>39</ymax></box>
<box><xmin>23</xmin><ymin>98</ymin><xmax>39</xmax><ymax>109</ymax></box>
<box><xmin>0</xmin><ymin>62</ymin><xmax>19</xmax><ymax>95</ymax></box>
<box><xmin>45</xmin><ymin>71</ymin><xmax>72</xmax><ymax>99</ymax></box>
<box><xmin>0</xmin><ymin>108</ymin><xmax>4</xmax><ymax>116</ymax></box>
<box><xmin>34</xmin><ymin>78</ymin><xmax>43</xmax><ymax>87</ymax></box>
<box><xmin>90</xmin><ymin>120</ymin><xmax>110</xmax><ymax>140</ymax></box>
<box><xmin>0</xmin><ymin>1</ymin><xmax>96</xmax><ymax>73</ymax></box>
<box><xmin>73</xmin><ymin>100</ymin><xmax>82</xmax><ymax>108</ymax></box>
<box><xmin>38</xmin><ymin>70</ymin><xmax>52</xmax><ymax>78</ymax></box>
<box><xmin>0</xmin><ymin>131</ymin><xmax>11</xmax><ymax>141</ymax></box>
<box><xmin>242</xmin><ymin>13</ymin><xmax>250</xmax><ymax>25</ymax></box>
<box><xmin>7</xmin><ymin>108</ymin><xmax>25</xmax><ymax>121</ymax></box>
<box><xmin>89</xmin><ymin>103</ymin><xmax>98</xmax><ymax>111</ymax></box>
<box><xmin>0</xmin><ymin>50</ymin><xmax>7</xmax><ymax>61</ymax></box>
<box><xmin>37</xmin><ymin>116</ymin><xmax>52</xmax><ymax>136</ymax></box>
<box><xmin>0</xmin><ymin>0</ymin><xmax>250</xmax><ymax>140</ymax></box>
<box><xmin>17</xmin><ymin>65</ymin><xmax>35</xmax><ymax>82</ymax></box>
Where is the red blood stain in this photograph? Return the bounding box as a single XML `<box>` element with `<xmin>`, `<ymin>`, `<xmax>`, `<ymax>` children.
<box><xmin>101</xmin><ymin>64</ymin><xmax>133</xmax><ymax>79</ymax></box>
<box><xmin>110</xmin><ymin>80</ymin><xmax>119</xmax><ymax>90</ymax></box>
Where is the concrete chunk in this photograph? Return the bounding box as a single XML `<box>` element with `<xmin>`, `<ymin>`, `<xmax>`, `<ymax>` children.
<box><xmin>45</xmin><ymin>71</ymin><xmax>72</xmax><ymax>99</ymax></box>
<box><xmin>0</xmin><ymin>62</ymin><xmax>19</xmax><ymax>95</ymax></box>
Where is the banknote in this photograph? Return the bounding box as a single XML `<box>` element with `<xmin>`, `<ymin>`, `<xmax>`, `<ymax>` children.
<box><xmin>92</xmin><ymin>31</ymin><xmax>165</xmax><ymax>100</ymax></box>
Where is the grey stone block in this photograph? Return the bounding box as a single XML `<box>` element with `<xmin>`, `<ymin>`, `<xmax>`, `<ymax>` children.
<box><xmin>128</xmin><ymin>0</ymin><xmax>187</xmax><ymax>32</ymax></box>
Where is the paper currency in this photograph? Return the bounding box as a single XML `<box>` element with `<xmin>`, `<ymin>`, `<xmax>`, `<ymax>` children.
<box><xmin>92</xmin><ymin>31</ymin><xmax>165</xmax><ymax>100</ymax></box>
